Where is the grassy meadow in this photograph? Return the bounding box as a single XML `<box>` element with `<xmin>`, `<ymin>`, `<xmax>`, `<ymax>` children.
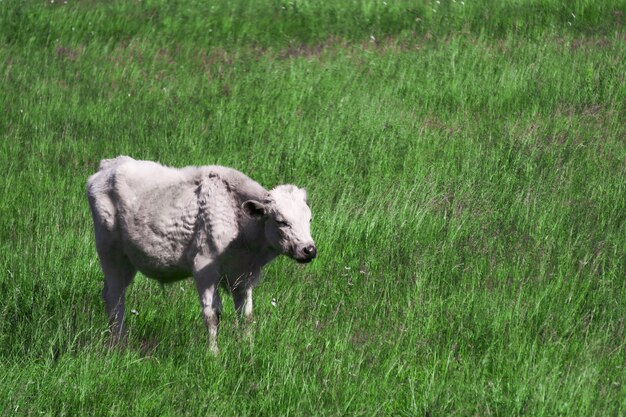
<box><xmin>1</xmin><ymin>0</ymin><xmax>625</xmax><ymax>415</ymax></box>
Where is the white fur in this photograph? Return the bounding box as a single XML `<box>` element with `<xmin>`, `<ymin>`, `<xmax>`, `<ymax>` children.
<box><xmin>86</xmin><ymin>156</ymin><xmax>315</xmax><ymax>352</ymax></box>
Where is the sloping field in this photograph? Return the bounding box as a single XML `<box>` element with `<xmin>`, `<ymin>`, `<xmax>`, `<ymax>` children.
<box><xmin>0</xmin><ymin>1</ymin><xmax>624</xmax><ymax>415</ymax></box>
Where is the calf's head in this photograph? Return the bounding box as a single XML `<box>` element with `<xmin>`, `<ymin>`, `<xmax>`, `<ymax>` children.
<box><xmin>243</xmin><ymin>185</ymin><xmax>316</xmax><ymax>263</ymax></box>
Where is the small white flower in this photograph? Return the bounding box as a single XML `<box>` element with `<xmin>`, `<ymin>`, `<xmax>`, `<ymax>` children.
<box><xmin>271</xmin><ymin>298</ymin><xmax>277</xmax><ymax>307</ymax></box>
<box><xmin>370</xmin><ymin>35</ymin><xmax>376</xmax><ymax>42</ymax></box>
<box><xmin>131</xmin><ymin>309</ymin><xmax>139</xmax><ymax>315</ymax></box>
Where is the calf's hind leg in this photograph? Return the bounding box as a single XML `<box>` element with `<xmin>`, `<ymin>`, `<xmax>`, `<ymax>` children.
<box><xmin>98</xmin><ymin>251</ymin><xmax>136</xmax><ymax>345</ymax></box>
<box><xmin>193</xmin><ymin>258</ymin><xmax>223</xmax><ymax>355</ymax></box>
<box><xmin>233</xmin><ymin>285</ymin><xmax>254</xmax><ymax>323</ymax></box>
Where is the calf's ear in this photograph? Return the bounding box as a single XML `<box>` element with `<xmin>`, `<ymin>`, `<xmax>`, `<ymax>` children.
<box><xmin>299</xmin><ymin>188</ymin><xmax>308</xmax><ymax>205</ymax></box>
<box><xmin>242</xmin><ymin>200</ymin><xmax>266</xmax><ymax>218</ymax></box>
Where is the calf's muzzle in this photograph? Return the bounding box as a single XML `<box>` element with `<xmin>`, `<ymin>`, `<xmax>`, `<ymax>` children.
<box><xmin>296</xmin><ymin>244</ymin><xmax>317</xmax><ymax>263</ymax></box>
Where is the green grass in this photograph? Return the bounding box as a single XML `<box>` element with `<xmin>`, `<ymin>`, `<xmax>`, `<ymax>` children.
<box><xmin>1</xmin><ymin>0</ymin><xmax>625</xmax><ymax>415</ymax></box>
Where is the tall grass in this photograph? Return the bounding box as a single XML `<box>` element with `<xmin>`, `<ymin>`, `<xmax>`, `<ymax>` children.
<box><xmin>1</xmin><ymin>0</ymin><xmax>625</xmax><ymax>415</ymax></box>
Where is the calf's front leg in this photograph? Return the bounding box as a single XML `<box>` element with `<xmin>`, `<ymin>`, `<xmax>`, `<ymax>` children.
<box><xmin>193</xmin><ymin>258</ymin><xmax>223</xmax><ymax>355</ymax></box>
